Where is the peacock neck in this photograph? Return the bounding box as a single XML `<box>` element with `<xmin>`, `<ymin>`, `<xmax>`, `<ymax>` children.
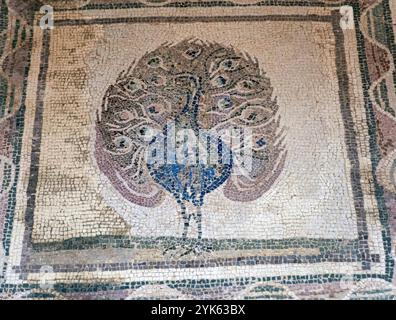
<box><xmin>177</xmin><ymin>76</ymin><xmax>202</xmax><ymax>133</ymax></box>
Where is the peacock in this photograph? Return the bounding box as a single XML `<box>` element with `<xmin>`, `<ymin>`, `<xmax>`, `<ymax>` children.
<box><xmin>95</xmin><ymin>39</ymin><xmax>286</xmax><ymax>255</ymax></box>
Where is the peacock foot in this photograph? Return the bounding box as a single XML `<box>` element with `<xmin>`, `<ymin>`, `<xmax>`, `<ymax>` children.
<box><xmin>162</xmin><ymin>240</ymin><xmax>213</xmax><ymax>258</ymax></box>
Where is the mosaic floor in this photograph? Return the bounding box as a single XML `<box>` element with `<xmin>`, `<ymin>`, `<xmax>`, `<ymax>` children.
<box><xmin>0</xmin><ymin>0</ymin><xmax>396</xmax><ymax>300</ymax></box>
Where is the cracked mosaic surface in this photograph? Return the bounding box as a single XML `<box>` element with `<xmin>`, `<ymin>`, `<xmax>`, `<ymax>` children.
<box><xmin>0</xmin><ymin>0</ymin><xmax>396</xmax><ymax>300</ymax></box>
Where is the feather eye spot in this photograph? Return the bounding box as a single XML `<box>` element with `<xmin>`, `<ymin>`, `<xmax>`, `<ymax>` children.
<box><xmin>114</xmin><ymin>135</ymin><xmax>132</xmax><ymax>150</ymax></box>
<box><xmin>149</xmin><ymin>74</ymin><xmax>166</xmax><ymax>86</ymax></box>
<box><xmin>147</xmin><ymin>56</ymin><xmax>163</xmax><ymax>68</ymax></box>
<box><xmin>115</xmin><ymin>110</ymin><xmax>134</xmax><ymax>123</ymax></box>
<box><xmin>256</xmin><ymin>138</ymin><xmax>267</xmax><ymax>147</ymax></box>
<box><xmin>183</xmin><ymin>47</ymin><xmax>202</xmax><ymax>60</ymax></box>
<box><xmin>212</xmin><ymin>75</ymin><xmax>229</xmax><ymax>88</ymax></box>
<box><xmin>217</xmin><ymin>96</ymin><xmax>233</xmax><ymax>109</ymax></box>
<box><xmin>220</xmin><ymin>58</ymin><xmax>240</xmax><ymax>71</ymax></box>
<box><xmin>124</xmin><ymin>78</ymin><xmax>144</xmax><ymax>93</ymax></box>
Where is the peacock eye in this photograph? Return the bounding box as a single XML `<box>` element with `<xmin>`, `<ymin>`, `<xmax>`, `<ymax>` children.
<box><xmin>236</xmin><ymin>78</ymin><xmax>261</xmax><ymax>94</ymax></box>
<box><xmin>115</xmin><ymin>110</ymin><xmax>134</xmax><ymax>123</ymax></box>
<box><xmin>147</xmin><ymin>103</ymin><xmax>165</xmax><ymax>115</ymax></box>
<box><xmin>138</xmin><ymin>126</ymin><xmax>148</xmax><ymax>136</ymax></box>
<box><xmin>147</xmin><ymin>56</ymin><xmax>163</xmax><ymax>68</ymax></box>
<box><xmin>114</xmin><ymin>135</ymin><xmax>132</xmax><ymax>150</ymax></box>
<box><xmin>212</xmin><ymin>75</ymin><xmax>229</xmax><ymax>88</ymax></box>
<box><xmin>135</xmin><ymin>124</ymin><xmax>153</xmax><ymax>140</ymax></box>
<box><xmin>241</xmin><ymin>80</ymin><xmax>254</xmax><ymax>89</ymax></box>
<box><xmin>220</xmin><ymin>58</ymin><xmax>239</xmax><ymax>71</ymax></box>
<box><xmin>256</xmin><ymin>138</ymin><xmax>267</xmax><ymax>148</ymax></box>
<box><xmin>148</xmin><ymin>105</ymin><xmax>158</xmax><ymax>114</ymax></box>
<box><xmin>183</xmin><ymin>47</ymin><xmax>202</xmax><ymax>60</ymax></box>
<box><xmin>217</xmin><ymin>96</ymin><xmax>233</xmax><ymax>109</ymax></box>
<box><xmin>240</xmin><ymin>106</ymin><xmax>271</xmax><ymax>126</ymax></box>
<box><xmin>124</xmin><ymin>78</ymin><xmax>144</xmax><ymax>92</ymax></box>
<box><xmin>149</xmin><ymin>74</ymin><xmax>166</xmax><ymax>86</ymax></box>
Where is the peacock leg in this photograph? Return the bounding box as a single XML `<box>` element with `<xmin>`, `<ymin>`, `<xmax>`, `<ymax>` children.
<box><xmin>163</xmin><ymin>200</ymin><xmax>189</xmax><ymax>255</ymax></box>
<box><xmin>181</xmin><ymin>201</ymin><xmax>191</xmax><ymax>239</ymax></box>
<box><xmin>196</xmin><ymin>206</ymin><xmax>202</xmax><ymax>240</ymax></box>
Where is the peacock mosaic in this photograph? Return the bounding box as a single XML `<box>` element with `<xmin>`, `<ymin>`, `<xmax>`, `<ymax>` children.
<box><xmin>95</xmin><ymin>39</ymin><xmax>286</xmax><ymax>252</ymax></box>
<box><xmin>1</xmin><ymin>0</ymin><xmax>396</xmax><ymax>300</ymax></box>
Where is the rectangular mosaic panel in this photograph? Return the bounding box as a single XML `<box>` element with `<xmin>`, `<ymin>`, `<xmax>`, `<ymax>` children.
<box><xmin>0</xmin><ymin>0</ymin><xmax>396</xmax><ymax>300</ymax></box>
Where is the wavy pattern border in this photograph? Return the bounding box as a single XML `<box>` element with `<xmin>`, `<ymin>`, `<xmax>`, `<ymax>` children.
<box><xmin>360</xmin><ymin>0</ymin><xmax>396</xmax><ymax>195</ymax></box>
